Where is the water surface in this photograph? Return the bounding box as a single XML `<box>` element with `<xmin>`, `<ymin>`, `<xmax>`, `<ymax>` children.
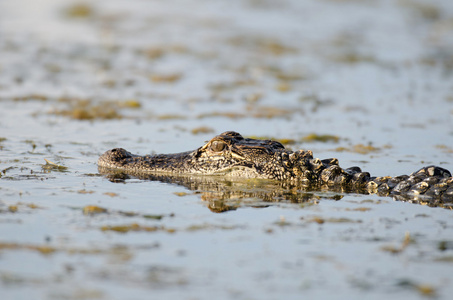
<box><xmin>1</xmin><ymin>0</ymin><xmax>453</xmax><ymax>299</ymax></box>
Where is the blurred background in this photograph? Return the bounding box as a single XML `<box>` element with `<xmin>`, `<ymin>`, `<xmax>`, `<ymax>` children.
<box><xmin>1</xmin><ymin>1</ymin><xmax>453</xmax><ymax>299</ymax></box>
<box><xmin>1</xmin><ymin>1</ymin><xmax>452</xmax><ymax>169</ymax></box>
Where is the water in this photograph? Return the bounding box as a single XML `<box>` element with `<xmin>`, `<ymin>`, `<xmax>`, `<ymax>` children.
<box><xmin>1</xmin><ymin>0</ymin><xmax>453</xmax><ymax>299</ymax></box>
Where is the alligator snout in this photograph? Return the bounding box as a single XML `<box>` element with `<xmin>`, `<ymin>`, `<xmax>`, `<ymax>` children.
<box><xmin>98</xmin><ymin>148</ymin><xmax>135</xmax><ymax>168</ymax></box>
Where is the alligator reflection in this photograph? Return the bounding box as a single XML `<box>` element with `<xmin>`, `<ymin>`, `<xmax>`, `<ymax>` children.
<box><xmin>100</xmin><ymin>170</ymin><xmax>331</xmax><ymax>213</ymax></box>
<box><xmin>99</xmin><ymin>168</ymin><xmax>451</xmax><ymax>212</ymax></box>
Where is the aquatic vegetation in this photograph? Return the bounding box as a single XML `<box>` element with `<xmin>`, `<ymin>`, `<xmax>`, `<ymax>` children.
<box><xmin>103</xmin><ymin>192</ymin><xmax>119</xmax><ymax>197</ymax></box>
<box><xmin>436</xmin><ymin>144</ymin><xmax>453</xmax><ymax>153</ymax></box>
<box><xmin>11</xmin><ymin>94</ymin><xmax>49</xmax><ymax>101</ymax></box>
<box><xmin>184</xmin><ymin>223</ymin><xmax>244</xmax><ymax>231</ymax></box>
<box><xmin>381</xmin><ymin>232</ymin><xmax>413</xmax><ymax>254</ymax></box>
<box><xmin>100</xmin><ymin>223</ymin><xmax>174</xmax><ymax>233</ymax></box>
<box><xmin>228</xmin><ymin>36</ymin><xmax>298</xmax><ymax>56</ymax></box>
<box><xmin>83</xmin><ymin>205</ymin><xmax>108</xmax><ymax>215</ymax></box>
<box><xmin>0</xmin><ymin>242</ymin><xmax>57</xmax><ymax>255</ymax></box>
<box><xmin>275</xmin><ymin>82</ymin><xmax>291</xmax><ymax>92</ymax></box>
<box><xmin>334</xmin><ymin>143</ymin><xmax>383</xmax><ymax>154</ymax></box>
<box><xmin>77</xmin><ymin>189</ymin><xmax>95</xmax><ymax>194</ymax></box>
<box><xmin>8</xmin><ymin>205</ymin><xmax>18</xmax><ymax>213</ymax></box>
<box><xmin>143</xmin><ymin>214</ymin><xmax>165</xmax><ymax>220</ymax></box>
<box><xmin>437</xmin><ymin>240</ymin><xmax>453</xmax><ymax>251</ymax></box>
<box><xmin>344</xmin><ymin>207</ymin><xmax>372</xmax><ymax>212</ymax></box>
<box><xmin>0</xmin><ymin>202</ymin><xmax>44</xmax><ymax>214</ymax></box>
<box><xmin>63</xmin><ymin>3</ymin><xmax>95</xmax><ymax>19</ymax></box>
<box><xmin>302</xmin><ymin>216</ymin><xmax>362</xmax><ymax>224</ymax></box>
<box><xmin>77</xmin><ymin>205</ymin><xmax>171</xmax><ymax>220</ymax></box>
<box><xmin>42</xmin><ymin>159</ymin><xmax>68</xmax><ymax>172</ymax></box>
<box><xmin>302</xmin><ymin>133</ymin><xmax>340</xmax><ymax>143</ymax></box>
<box><xmin>197</xmin><ymin>111</ymin><xmax>245</xmax><ymax>119</ymax></box>
<box><xmin>330</xmin><ymin>52</ymin><xmax>377</xmax><ymax>64</ymax></box>
<box><xmin>157</xmin><ymin>114</ymin><xmax>187</xmax><ymax>120</ymax></box>
<box><xmin>191</xmin><ymin>126</ymin><xmax>214</xmax><ymax>135</ymax></box>
<box><xmin>51</xmin><ymin>98</ymin><xmax>142</xmax><ymax>120</ymax></box>
<box><xmin>396</xmin><ymin>279</ymin><xmax>437</xmax><ymax>297</ymax></box>
<box><xmin>246</xmin><ymin>135</ymin><xmax>296</xmax><ymax>145</ymax></box>
<box><xmin>149</xmin><ymin>73</ymin><xmax>182</xmax><ymax>83</ymax></box>
<box><xmin>173</xmin><ymin>192</ymin><xmax>189</xmax><ymax>197</ymax></box>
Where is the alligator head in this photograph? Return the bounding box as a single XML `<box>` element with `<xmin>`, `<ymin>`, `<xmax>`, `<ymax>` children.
<box><xmin>98</xmin><ymin>131</ymin><xmax>303</xmax><ymax>178</ymax></box>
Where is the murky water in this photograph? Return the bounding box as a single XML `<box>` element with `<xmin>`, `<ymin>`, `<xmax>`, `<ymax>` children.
<box><xmin>1</xmin><ymin>0</ymin><xmax>453</xmax><ymax>299</ymax></box>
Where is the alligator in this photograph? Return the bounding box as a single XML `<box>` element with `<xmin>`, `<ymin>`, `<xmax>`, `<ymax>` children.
<box><xmin>98</xmin><ymin>131</ymin><xmax>453</xmax><ymax>203</ymax></box>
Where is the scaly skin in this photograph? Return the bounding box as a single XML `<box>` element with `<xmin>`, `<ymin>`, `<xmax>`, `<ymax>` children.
<box><xmin>98</xmin><ymin>131</ymin><xmax>453</xmax><ymax>202</ymax></box>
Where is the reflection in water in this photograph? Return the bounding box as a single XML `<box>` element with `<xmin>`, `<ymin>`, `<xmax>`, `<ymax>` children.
<box><xmin>98</xmin><ymin>167</ymin><xmax>452</xmax><ymax>212</ymax></box>
<box><xmin>99</xmin><ymin>168</ymin><xmax>329</xmax><ymax>213</ymax></box>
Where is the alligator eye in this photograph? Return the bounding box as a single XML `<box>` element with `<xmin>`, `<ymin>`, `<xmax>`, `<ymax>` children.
<box><xmin>210</xmin><ymin>140</ymin><xmax>226</xmax><ymax>152</ymax></box>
